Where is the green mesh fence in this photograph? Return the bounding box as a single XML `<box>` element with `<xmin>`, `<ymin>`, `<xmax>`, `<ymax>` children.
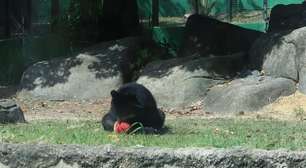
<box><xmin>0</xmin><ymin>35</ymin><xmax>73</xmax><ymax>85</ymax></box>
<box><xmin>137</xmin><ymin>0</ymin><xmax>304</xmax><ymax>18</ymax></box>
<box><xmin>269</xmin><ymin>0</ymin><xmax>304</xmax><ymax>7</ymax></box>
<box><xmin>32</xmin><ymin>0</ymin><xmax>51</xmax><ymax>23</ymax></box>
<box><xmin>0</xmin><ymin>0</ymin><xmax>72</xmax><ymax>85</ymax></box>
<box><xmin>145</xmin><ymin>0</ymin><xmax>304</xmax><ymax>58</ymax></box>
<box><xmin>32</xmin><ymin>0</ymin><xmax>70</xmax><ymax>23</ymax></box>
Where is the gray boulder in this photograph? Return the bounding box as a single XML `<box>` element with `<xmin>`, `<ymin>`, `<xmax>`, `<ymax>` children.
<box><xmin>203</xmin><ymin>76</ymin><xmax>296</xmax><ymax>113</ymax></box>
<box><xmin>18</xmin><ymin>37</ymin><xmax>140</xmax><ymax>100</ymax></box>
<box><xmin>249</xmin><ymin>32</ymin><xmax>298</xmax><ymax>80</ymax></box>
<box><xmin>0</xmin><ymin>99</ymin><xmax>26</xmax><ymax>124</ymax></box>
<box><xmin>137</xmin><ymin>53</ymin><xmax>245</xmax><ymax>109</ymax></box>
<box><xmin>249</xmin><ymin>27</ymin><xmax>306</xmax><ymax>93</ymax></box>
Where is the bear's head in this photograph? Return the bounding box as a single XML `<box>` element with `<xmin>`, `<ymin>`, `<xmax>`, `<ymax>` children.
<box><xmin>110</xmin><ymin>90</ymin><xmax>143</xmax><ymax>122</ymax></box>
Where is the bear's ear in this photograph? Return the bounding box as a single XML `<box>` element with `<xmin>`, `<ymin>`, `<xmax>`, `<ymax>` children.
<box><xmin>110</xmin><ymin>90</ymin><xmax>119</xmax><ymax>98</ymax></box>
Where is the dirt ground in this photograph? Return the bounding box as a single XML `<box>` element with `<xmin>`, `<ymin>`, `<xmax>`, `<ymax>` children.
<box><xmin>1</xmin><ymin>85</ymin><xmax>306</xmax><ymax>121</ymax></box>
<box><xmin>258</xmin><ymin>91</ymin><xmax>306</xmax><ymax>121</ymax></box>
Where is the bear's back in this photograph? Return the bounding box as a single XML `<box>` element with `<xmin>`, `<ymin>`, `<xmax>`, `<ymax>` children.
<box><xmin>117</xmin><ymin>83</ymin><xmax>157</xmax><ymax>109</ymax></box>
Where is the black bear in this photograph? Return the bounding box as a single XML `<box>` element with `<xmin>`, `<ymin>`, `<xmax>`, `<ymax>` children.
<box><xmin>102</xmin><ymin>83</ymin><xmax>165</xmax><ymax>133</ymax></box>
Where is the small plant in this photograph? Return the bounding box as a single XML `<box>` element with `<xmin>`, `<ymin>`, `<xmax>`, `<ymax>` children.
<box><xmin>191</xmin><ymin>0</ymin><xmax>217</xmax><ymax>16</ymax></box>
<box><xmin>159</xmin><ymin>39</ymin><xmax>179</xmax><ymax>58</ymax></box>
<box><xmin>199</xmin><ymin>0</ymin><xmax>217</xmax><ymax>16</ymax></box>
<box><xmin>294</xmin><ymin>106</ymin><xmax>305</xmax><ymax>121</ymax></box>
<box><xmin>134</xmin><ymin>48</ymin><xmax>152</xmax><ymax>69</ymax></box>
<box><xmin>53</xmin><ymin>0</ymin><xmax>103</xmax><ymax>41</ymax></box>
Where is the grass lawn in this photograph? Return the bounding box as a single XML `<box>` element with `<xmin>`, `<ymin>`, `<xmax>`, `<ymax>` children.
<box><xmin>1</xmin><ymin>118</ymin><xmax>305</xmax><ymax>150</ymax></box>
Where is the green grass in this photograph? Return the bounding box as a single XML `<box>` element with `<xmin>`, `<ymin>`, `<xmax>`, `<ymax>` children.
<box><xmin>1</xmin><ymin>119</ymin><xmax>306</xmax><ymax>150</ymax></box>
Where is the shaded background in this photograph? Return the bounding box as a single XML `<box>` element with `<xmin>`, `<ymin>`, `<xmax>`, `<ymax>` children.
<box><xmin>0</xmin><ymin>0</ymin><xmax>304</xmax><ymax>85</ymax></box>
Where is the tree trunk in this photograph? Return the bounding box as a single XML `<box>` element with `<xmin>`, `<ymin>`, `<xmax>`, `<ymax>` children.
<box><xmin>228</xmin><ymin>0</ymin><xmax>233</xmax><ymax>22</ymax></box>
<box><xmin>24</xmin><ymin>0</ymin><xmax>32</xmax><ymax>32</ymax></box>
<box><xmin>4</xmin><ymin>0</ymin><xmax>10</xmax><ymax>37</ymax></box>
<box><xmin>102</xmin><ymin>0</ymin><xmax>140</xmax><ymax>40</ymax></box>
<box><xmin>80</xmin><ymin>0</ymin><xmax>90</xmax><ymax>23</ymax></box>
<box><xmin>195</xmin><ymin>0</ymin><xmax>199</xmax><ymax>14</ymax></box>
<box><xmin>263</xmin><ymin>0</ymin><xmax>269</xmax><ymax>31</ymax></box>
<box><xmin>152</xmin><ymin>0</ymin><xmax>159</xmax><ymax>26</ymax></box>
<box><xmin>51</xmin><ymin>0</ymin><xmax>60</xmax><ymax>32</ymax></box>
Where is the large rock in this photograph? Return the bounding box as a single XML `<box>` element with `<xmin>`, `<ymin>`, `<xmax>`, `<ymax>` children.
<box><xmin>0</xmin><ymin>99</ymin><xmax>26</xmax><ymax>124</ymax></box>
<box><xmin>1</xmin><ymin>144</ymin><xmax>306</xmax><ymax>168</ymax></box>
<box><xmin>249</xmin><ymin>32</ymin><xmax>298</xmax><ymax>80</ymax></box>
<box><xmin>203</xmin><ymin>75</ymin><xmax>296</xmax><ymax>113</ymax></box>
<box><xmin>137</xmin><ymin>53</ymin><xmax>245</xmax><ymax>109</ymax></box>
<box><xmin>268</xmin><ymin>2</ymin><xmax>306</xmax><ymax>32</ymax></box>
<box><xmin>250</xmin><ymin>27</ymin><xmax>306</xmax><ymax>93</ymax></box>
<box><xmin>180</xmin><ymin>14</ymin><xmax>263</xmax><ymax>60</ymax></box>
<box><xmin>18</xmin><ymin>37</ymin><xmax>140</xmax><ymax>100</ymax></box>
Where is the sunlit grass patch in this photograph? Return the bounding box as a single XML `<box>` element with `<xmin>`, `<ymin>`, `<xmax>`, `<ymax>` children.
<box><xmin>1</xmin><ymin>119</ymin><xmax>305</xmax><ymax>150</ymax></box>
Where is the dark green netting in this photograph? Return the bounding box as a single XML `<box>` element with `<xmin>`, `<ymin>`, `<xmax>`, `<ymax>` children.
<box><xmin>0</xmin><ymin>0</ymin><xmax>72</xmax><ymax>84</ymax></box>
<box><xmin>137</xmin><ymin>0</ymin><xmax>304</xmax><ymax>18</ymax></box>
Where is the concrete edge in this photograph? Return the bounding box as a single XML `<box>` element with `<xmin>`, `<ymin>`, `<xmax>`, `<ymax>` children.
<box><xmin>0</xmin><ymin>143</ymin><xmax>306</xmax><ymax>168</ymax></box>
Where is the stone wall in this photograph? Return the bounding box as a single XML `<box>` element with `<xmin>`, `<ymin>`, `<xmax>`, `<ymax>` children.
<box><xmin>0</xmin><ymin>144</ymin><xmax>305</xmax><ymax>168</ymax></box>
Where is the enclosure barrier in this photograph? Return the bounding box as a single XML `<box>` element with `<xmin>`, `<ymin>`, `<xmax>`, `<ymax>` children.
<box><xmin>0</xmin><ymin>143</ymin><xmax>306</xmax><ymax>168</ymax></box>
<box><xmin>0</xmin><ymin>0</ymin><xmax>304</xmax><ymax>84</ymax></box>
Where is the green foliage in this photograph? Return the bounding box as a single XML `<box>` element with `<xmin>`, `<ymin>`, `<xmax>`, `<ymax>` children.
<box><xmin>132</xmin><ymin>47</ymin><xmax>158</xmax><ymax>81</ymax></box>
<box><xmin>1</xmin><ymin>119</ymin><xmax>306</xmax><ymax>150</ymax></box>
<box><xmin>53</xmin><ymin>0</ymin><xmax>104</xmax><ymax>41</ymax></box>
<box><xmin>132</xmin><ymin>38</ymin><xmax>169</xmax><ymax>74</ymax></box>
<box><xmin>159</xmin><ymin>40</ymin><xmax>179</xmax><ymax>57</ymax></box>
<box><xmin>134</xmin><ymin>48</ymin><xmax>154</xmax><ymax>69</ymax></box>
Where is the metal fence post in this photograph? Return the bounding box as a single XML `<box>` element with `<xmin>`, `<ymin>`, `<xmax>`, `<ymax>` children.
<box><xmin>228</xmin><ymin>0</ymin><xmax>232</xmax><ymax>22</ymax></box>
<box><xmin>263</xmin><ymin>0</ymin><xmax>269</xmax><ymax>31</ymax></box>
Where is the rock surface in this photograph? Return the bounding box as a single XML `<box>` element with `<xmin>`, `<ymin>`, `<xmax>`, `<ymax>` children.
<box><xmin>0</xmin><ymin>99</ymin><xmax>26</xmax><ymax>124</ymax></box>
<box><xmin>203</xmin><ymin>76</ymin><xmax>296</xmax><ymax>113</ymax></box>
<box><xmin>18</xmin><ymin>37</ymin><xmax>140</xmax><ymax>100</ymax></box>
<box><xmin>249</xmin><ymin>31</ymin><xmax>298</xmax><ymax>80</ymax></box>
<box><xmin>268</xmin><ymin>2</ymin><xmax>306</xmax><ymax>32</ymax></box>
<box><xmin>137</xmin><ymin>53</ymin><xmax>245</xmax><ymax>109</ymax></box>
<box><xmin>250</xmin><ymin>27</ymin><xmax>306</xmax><ymax>93</ymax></box>
<box><xmin>0</xmin><ymin>144</ymin><xmax>306</xmax><ymax>168</ymax></box>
